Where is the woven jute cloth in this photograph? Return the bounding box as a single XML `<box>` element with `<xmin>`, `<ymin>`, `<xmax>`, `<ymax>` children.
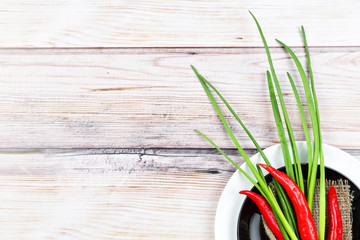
<box><xmin>263</xmin><ymin>179</ymin><xmax>353</xmax><ymax>240</ymax></box>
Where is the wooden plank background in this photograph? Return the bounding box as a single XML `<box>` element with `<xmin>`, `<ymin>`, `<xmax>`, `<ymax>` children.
<box><xmin>0</xmin><ymin>1</ymin><xmax>360</xmax><ymax>47</ymax></box>
<box><xmin>1</xmin><ymin>149</ymin><xmax>360</xmax><ymax>239</ymax></box>
<box><xmin>0</xmin><ymin>1</ymin><xmax>359</xmax><ymax>239</ymax></box>
<box><xmin>0</xmin><ymin>47</ymin><xmax>359</xmax><ymax>149</ymax></box>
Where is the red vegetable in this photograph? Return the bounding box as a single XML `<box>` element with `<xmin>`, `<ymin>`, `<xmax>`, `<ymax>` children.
<box><xmin>239</xmin><ymin>190</ymin><xmax>285</xmax><ymax>240</ymax></box>
<box><xmin>259</xmin><ymin>164</ymin><xmax>318</xmax><ymax>240</ymax></box>
<box><xmin>327</xmin><ymin>186</ymin><xmax>343</xmax><ymax>240</ymax></box>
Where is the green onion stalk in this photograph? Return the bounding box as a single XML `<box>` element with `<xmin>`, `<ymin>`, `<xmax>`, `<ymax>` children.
<box><xmin>191</xmin><ymin>11</ymin><xmax>326</xmax><ymax>240</ymax></box>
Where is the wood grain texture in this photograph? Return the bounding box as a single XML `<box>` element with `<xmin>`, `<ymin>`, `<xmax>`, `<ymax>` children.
<box><xmin>1</xmin><ymin>1</ymin><xmax>359</xmax><ymax>239</ymax></box>
<box><xmin>0</xmin><ymin>1</ymin><xmax>360</xmax><ymax>47</ymax></box>
<box><xmin>0</xmin><ymin>149</ymin><xmax>236</xmax><ymax>240</ymax></box>
<box><xmin>0</xmin><ymin>47</ymin><xmax>359</xmax><ymax>149</ymax></box>
<box><xmin>0</xmin><ymin>148</ymin><xmax>359</xmax><ymax>239</ymax></box>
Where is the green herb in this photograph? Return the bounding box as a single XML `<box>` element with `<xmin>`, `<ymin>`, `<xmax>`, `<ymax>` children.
<box><xmin>302</xmin><ymin>26</ymin><xmax>326</xmax><ymax>240</ymax></box>
<box><xmin>249</xmin><ymin>12</ymin><xmax>295</xmax><ymax>184</ymax></box>
<box><xmin>275</xmin><ymin>39</ymin><xmax>320</xmax><ymax>210</ymax></box>
<box><xmin>192</xmin><ymin>66</ymin><xmax>297</xmax><ymax>239</ymax></box>
<box><xmin>191</xmin><ymin>11</ymin><xmax>326</xmax><ymax>240</ymax></box>
<box><xmin>286</xmin><ymin>72</ymin><xmax>313</xmax><ymax>184</ymax></box>
<box><xmin>194</xmin><ymin>58</ymin><xmax>299</xmax><ymax>237</ymax></box>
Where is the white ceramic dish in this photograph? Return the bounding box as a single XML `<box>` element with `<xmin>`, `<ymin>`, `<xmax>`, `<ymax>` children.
<box><xmin>214</xmin><ymin>141</ymin><xmax>360</xmax><ymax>240</ymax></box>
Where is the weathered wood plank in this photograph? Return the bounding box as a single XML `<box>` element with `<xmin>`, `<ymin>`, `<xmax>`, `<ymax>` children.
<box><xmin>0</xmin><ymin>47</ymin><xmax>359</xmax><ymax>149</ymax></box>
<box><xmin>0</xmin><ymin>150</ymin><xmax>234</xmax><ymax>239</ymax></box>
<box><xmin>0</xmin><ymin>149</ymin><xmax>359</xmax><ymax>239</ymax></box>
<box><xmin>0</xmin><ymin>1</ymin><xmax>359</xmax><ymax>47</ymax></box>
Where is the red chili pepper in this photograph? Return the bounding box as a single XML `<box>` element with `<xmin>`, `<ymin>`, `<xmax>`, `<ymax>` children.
<box><xmin>327</xmin><ymin>185</ymin><xmax>343</xmax><ymax>240</ymax></box>
<box><xmin>259</xmin><ymin>164</ymin><xmax>318</xmax><ymax>240</ymax></box>
<box><xmin>239</xmin><ymin>190</ymin><xmax>285</xmax><ymax>240</ymax></box>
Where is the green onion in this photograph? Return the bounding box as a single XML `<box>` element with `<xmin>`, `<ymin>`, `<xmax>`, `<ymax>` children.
<box><xmin>302</xmin><ymin>27</ymin><xmax>326</xmax><ymax>240</ymax></box>
<box><xmin>191</xmin><ymin>12</ymin><xmax>326</xmax><ymax>240</ymax></box>
<box><xmin>267</xmin><ymin>70</ymin><xmax>294</xmax><ymax>178</ymax></box>
<box><xmin>286</xmin><ymin>72</ymin><xmax>313</xmax><ymax>186</ymax></box>
<box><xmin>195</xmin><ymin>129</ymin><xmax>266</xmax><ymax>197</ymax></box>
<box><xmin>275</xmin><ymin>39</ymin><xmax>320</xmax><ymax>211</ymax></box>
<box><xmin>197</xmin><ymin>71</ymin><xmax>299</xmax><ymax>236</ymax></box>
<box><xmin>249</xmin><ymin>11</ymin><xmax>296</xmax><ymax>184</ymax></box>
<box><xmin>192</xmin><ymin>66</ymin><xmax>298</xmax><ymax>240</ymax></box>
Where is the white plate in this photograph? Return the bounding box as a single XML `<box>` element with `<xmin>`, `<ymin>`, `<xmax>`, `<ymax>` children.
<box><xmin>214</xmin><ymin>141</ymin><xmax>360</xmax><ymax>240</ymax></box>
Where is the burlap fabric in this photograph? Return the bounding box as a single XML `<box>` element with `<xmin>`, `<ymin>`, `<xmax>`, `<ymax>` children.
<box><xmin>263</xmin><ymin>179</ymin><xmax>353</xmax><ymax>240</ymax></box>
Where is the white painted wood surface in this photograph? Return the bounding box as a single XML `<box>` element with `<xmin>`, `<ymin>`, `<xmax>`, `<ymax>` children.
<box><xmin>0</xmin><ymin>1</ymin><xmax>359</xmax><ymax>47</ymax></box>
<box><xmin>0</xmin><ymin>48</ymin><xmax>359</xmax><ymax>149</ymax></box>
<box><xmin>0</xmin><ymin>149</ymin><xmax>359</xmax><ymax>239</ymax></box>
<box><xmin>0</xmin><ymin>1</ymin><xmax>359</xmax><ymax>239</ymax></box>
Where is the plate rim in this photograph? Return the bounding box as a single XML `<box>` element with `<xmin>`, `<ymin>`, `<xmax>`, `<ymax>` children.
<box><xmin>214</xmin><ymin>141</ymin><xmax>360</xmax><ymax>240</ymax></box>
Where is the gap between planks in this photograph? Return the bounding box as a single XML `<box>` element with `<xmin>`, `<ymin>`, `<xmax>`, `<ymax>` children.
<box><xmin>0</xmin><ymin>46</ymin><xmax>359</xmax><ymax>55</ymax></box>
<box><xmin>1</xmin><ymin>147</ymin><xmax>358</xmax><ymax>174</ymax></box>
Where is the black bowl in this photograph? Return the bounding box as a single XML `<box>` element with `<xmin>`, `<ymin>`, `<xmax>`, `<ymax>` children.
<box><xmin>237</xmin><ymin>164</ymin><xmax>360</xmax><ymax>240</ymax></box>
